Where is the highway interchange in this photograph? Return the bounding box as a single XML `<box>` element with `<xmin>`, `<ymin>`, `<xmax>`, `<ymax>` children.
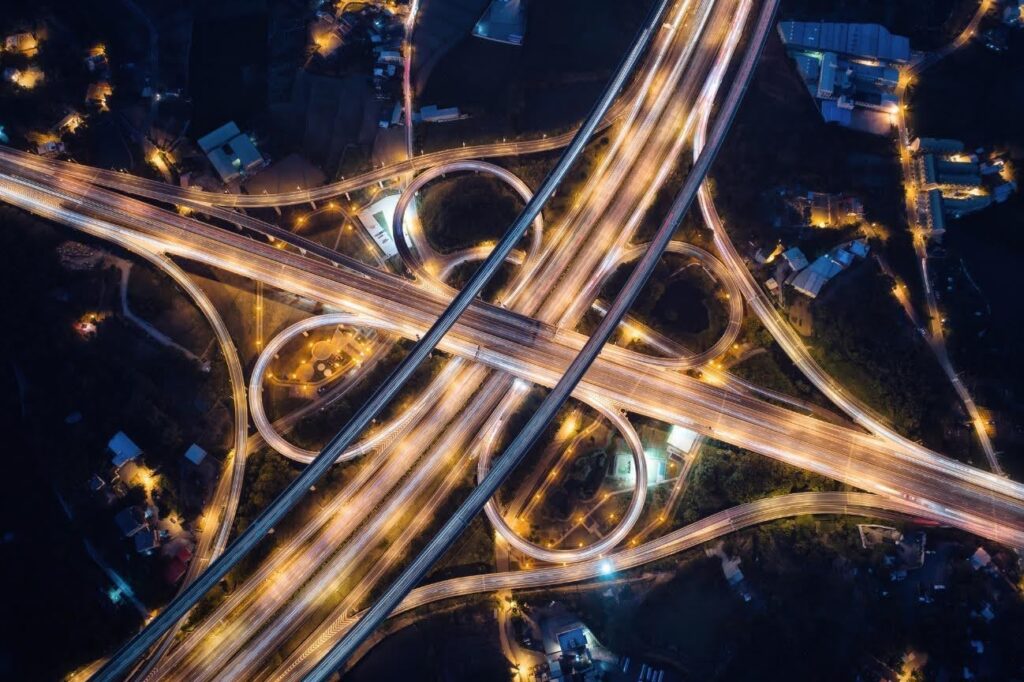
<box><xmin>2</xmin><ymin>0</ymin><xmax>1020</xmax><ymax>679</ymax></box>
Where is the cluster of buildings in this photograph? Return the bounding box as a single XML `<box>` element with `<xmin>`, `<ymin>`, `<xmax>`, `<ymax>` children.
<box><xmin>773</xmin><ymin>188</ymin><xmax>866</xmax><ymax>229</ymax></box>
<box><xmin>540</xmin><ymin>613</ymin><xmax>599</xmax><ymax>681</ymax></box>
<box><xmin>763</xmin><ymin>238</ymin><xmax>871</xmax><ymax>302</ymax></box>
<box><xmin>2</xmin><ymin>30</ymin><xmax>41</xmax><ymax>56</ymax></box>
<box><xmin>14</xmin><ymin>43</ymin><xmax>117</xmax><ymax>157</ymax></box>
<box><xmin>909</xmin><ymin>137</ymin><xmax>1016</xmax><ymax>233</ymax></box>
<box><xmin>979</xmin><ymin>0</ymin><xmax>1024</xmax><ymax>51</ymax></box>
<box><xmin>88</xmin><ymin>432</ymin><xmax>205</xmax><ymax>584</ymax></box>
<box><xmin>311</xmin><ymin>2</ymin><xmax>408</xmax><ymax>100</ymax></box>
<box><xmin>859</xmin><ymin>527</ymin><xmax>1012</xmax><ymax>680</ymax></box>
<box><xmin>779</xmin><ymin>21</ymin><xmax>910</xmax><ymax>135</ymax></box>
<box><xmin>2</xmin><ymin>29</ymin><xmax>44</xmax><ymax>90</ymax></box>
<box><xmin>139</xmin><ymin>118</ymin><xmax>268</xmax><ymax>188</ymax></box>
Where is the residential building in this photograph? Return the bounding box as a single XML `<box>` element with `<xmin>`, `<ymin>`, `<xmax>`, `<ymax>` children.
<box><xmin>787</xmin><ymin>239</ymin><xmax>870</xmax><ymax>298</ymax></box>
<box><xmin>85</xmin><ymin>81</ymin><xmax>113</xmax><ymax>110</ymax></box>
<box><xmin>908</xmin><ymin>138</ymin><xmax>1016</xmax><ymax>221</ymax></box>
<box><xmin>114</xmin><ymin>506</ymin><xmax>147</xmax><ymax>537</ymax></box>
<box><xmin>184</xmin><ymin>443</ymin><xmax>207</xmax><ymax>466</ymax></box>
<box><xmin>108</xmin><ymin>431</ymin><xmax>142</xmax><ymax>468</ymax></box>
<box><xmin>3</xmin><ymin>32</ymin><xmax>39</xmax><ymax>55</ymax></box>
<box><xmin>134</xmin><ymin>529</ymin><xmax>160</xmax><ymax>555</ymax></box>
<box><xmin>415</xmin><ymin>105</ymin><xmax>464</xmax><ymax>123</ymax></box>
<box><xmin>807</xmin><ymin>191</ymin><xmax>865</xmax><ymax>227</ymax></box>
<box><xmin>197</xmin><ymin>121</ymin><xmax>266</xmax><ymax>184</ymax></box>
<box><xmin>970</xmin><ymin>547</ymin><xmax>992</xmax><ymax>570</ymax></box>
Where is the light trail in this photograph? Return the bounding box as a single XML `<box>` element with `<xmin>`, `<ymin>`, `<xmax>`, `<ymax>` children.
<box><xmin>3</xmin><ymin>172</ymin><xmax>1023</xmax><ymax>546</ymax></box>
<box><xmin>303</xmin><ymin>0</ymin><xmax>775</xmax><ymax>674</ymax></box>
<box><xmin>290</xmin><ymin>491</ymin><xmax>923</xmax><ymax>675</ymax></box>
<box><xmin>71</xmin><ymin>0</ymin><xmax>679</xmax><ymax>676</ymax></box>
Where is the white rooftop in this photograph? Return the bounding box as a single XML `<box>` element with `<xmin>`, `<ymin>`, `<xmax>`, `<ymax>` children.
<box><xmin>667</xmin><ymin>424</ymin><xmax>699</xmax><ymax>453</ymax></box>
<box><xmin>197</xmin><ymin>122</ymin><xmax>265</xmax><ymax>183</ymax></box>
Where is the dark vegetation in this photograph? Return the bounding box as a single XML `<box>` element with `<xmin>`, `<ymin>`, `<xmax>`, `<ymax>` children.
<box><xmin>811</xmin><ymin>264</ymin><xmax>967</xmax><ymax>453</ymax></box>
<box><xmin>416</xmin><ymin>174</ymin><xmax>525</xmax><ymax>253</ymax></box>
<box><xmin>676</xmin><ymin>442</ymin><xmax>844</xmax><ymax>525</ymax></box>
<box><xmin>566</xmin><ymin>519</ymin><xmax>1024</xmax><ymax>681</ymax></box>
<box><xmin>417</xmin><ymin>0</ymin><xmax>656</xmax><ymax>146</ymax></box>
<box><xmin>347</xmin><ymin>601</ymin><xmax>507</xmax><ymax>682</ymax></box>
<box><xmin>0</xmin><ymin>209</ymin><xmax>231</xmax><ymax>677</ymax></box>
<box><xmin>909</xmin><ymin>38</ymin><xmax>1024</xmax><ymax>472</ymax></box>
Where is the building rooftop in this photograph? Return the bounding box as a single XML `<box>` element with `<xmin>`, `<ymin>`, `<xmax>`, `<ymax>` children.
<box><xmin>357</xmin><ymin>193</ymin><xmax>407</xmax><ymax>259</ymax></box>
<box><xmin>114</xmin><ymin>506</ymin><xmax>146</xmax><ymax>537</ymax></box>
<box><xmin>134</xmin><ymin>529</ymin><xmax>160</xmax><ymax>554</ymax></box>
<box><xmin>970</xmin><ymin>546</ymin><xmax>992</xmax><ymax>570</ymax></box>
<box><xmin>781</xmin><ymin>246</ymin><xmax>809</xmax><ymax>271</ymax></box>
<box><xmin>667</xmin><ymin>424</ymin><xmax>699</xmax><ymax>454</ymax></box>
<box><xmin>108</xmin><ymin>431</ymin><xmax>142</xmax><ymax>468</ymax></box>
<box><xmin>473</xmin><ymin>0</ymin><xmax>527</xmax><ymax>46</ymax></box>
<box><xmin>184</xmin><ymin>443</ymin><xmax>207</xmax><ymax>466</ymax></box>
<box><xmin>778</xmin><ymin>21</ymin><xmax>911</xmax><ymax>62</ymax></box>
<box><xmin>197</xmin><ymin>122</ymin><xmax>265</xmax><ymax>183</ymax></box>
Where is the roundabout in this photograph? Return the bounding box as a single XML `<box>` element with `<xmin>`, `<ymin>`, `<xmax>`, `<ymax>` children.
<box><xmin>392</xmin><ymin>160</ymin><xmax>544</xmax><ymax>302</ymax></box>
<box><xmin>249</xmin><ymin>313</ymin><xmax>435</xmax><ymax>464</ymax></box>
<box><xmin>477</xmin><ymin>397</ymin><xmax>648</xmax><ymax>564</ymax></box>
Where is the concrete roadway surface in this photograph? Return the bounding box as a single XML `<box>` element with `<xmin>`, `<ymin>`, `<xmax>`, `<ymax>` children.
<box><xmin>163</xmin><ymin>0</ymin><xmax>739</xmax><ymax>675</ymax></box>
<box><xmin>99</xmin><ymin>1</ymin><xmax>765</xmax><ymax>675</ymax></box>
<box><xmin>2</xmin><ymin>162</ymin><xmax>1024</xmax><ymax>546</ymax></box>
<box><xmin>261</xmin><ymin>5</ymin><xmax>760</xmax><ymax>674</ymax></box>
<box><xmin>302</xmin><ymin>0</ymin><xmax>779</xmax><ymax>674</ymax></box>
<box><xmin>2</xmin><ymin>0</ymin><xmax>1015</xmax><ymax>671</ymax></box>
<box><xmin>71</xmin><ymin>0</ymin><xmax>679</xmax><ymax>675</ymax></box>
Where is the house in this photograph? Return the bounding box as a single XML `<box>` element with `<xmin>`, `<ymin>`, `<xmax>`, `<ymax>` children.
<box><xmin>54</xmin><ymin>111</ymin><xmax>84</xmax><ymax>135</ymax></box>
<box><xmin>416</xmin><ymin>105</ymin><xmax>463</xmax><ymax>123</ymax></box>
<box><xmin>970</xmin><ymin>546</ymin><xmax>992</xmax><ymax>570</ymax></box>
<box><xmin>196</xmin><ymin>122</ymin><xmax>266</xmax><ymax>184</ymax></box>
<box><xmin>85</xmin><ymin>81</ymin><xmax>113</xmax><ymax>110</ymax></box>
<box><xmin>35</xmin><ymin>140</ymin><xmax>64</xmax><ymax>156</ymax></box>
<box><xmin>3</xmin><ymin>32</ymin><xmax>40</xmax><ymax>55</ymax></box>
<box><xmin>163</xmin><ymin>545</ymin><xmax>193</xmax><ymax>584</ymax></box>
<box><xmin>114</xmin><ymin>506</ymin><xmax>147</xmax><ymax>537</ymax></box>
<box><xmin>789</xmin><ymin>254</ymin><xmax>843</xmax><ymax>298</ymax></box>
<box><xmin>164</xmin><ymin>557</ymin><xmax>188</xmax><ymax>584</ymax></box>
<box><xmin>788</xmin><ymin>295</ymin><xmax>813</xmax><ymax>335</ymax></box>
<box><xmin>134</xmin><ymin>529</ymin><xmax>160</xmax><ymax>554</ymax></box>
<box><xmin>184</xmin><ymin>443</ymin><xmax>207</xmax><ymax>466</ymax></box>
<box><xmin>108</xmin><ymin>431</ymin><xmax>142</xmax><ymax>468</ymax></box>
<box><xmin>781</xmin><ymin>246</ymin><xmax>809</xmax><ymax>272</ymax></box>
<box><xmin>788</xmin><ymin>239</ymin><xmax>870</xmax><ymax>299</ymax></box>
